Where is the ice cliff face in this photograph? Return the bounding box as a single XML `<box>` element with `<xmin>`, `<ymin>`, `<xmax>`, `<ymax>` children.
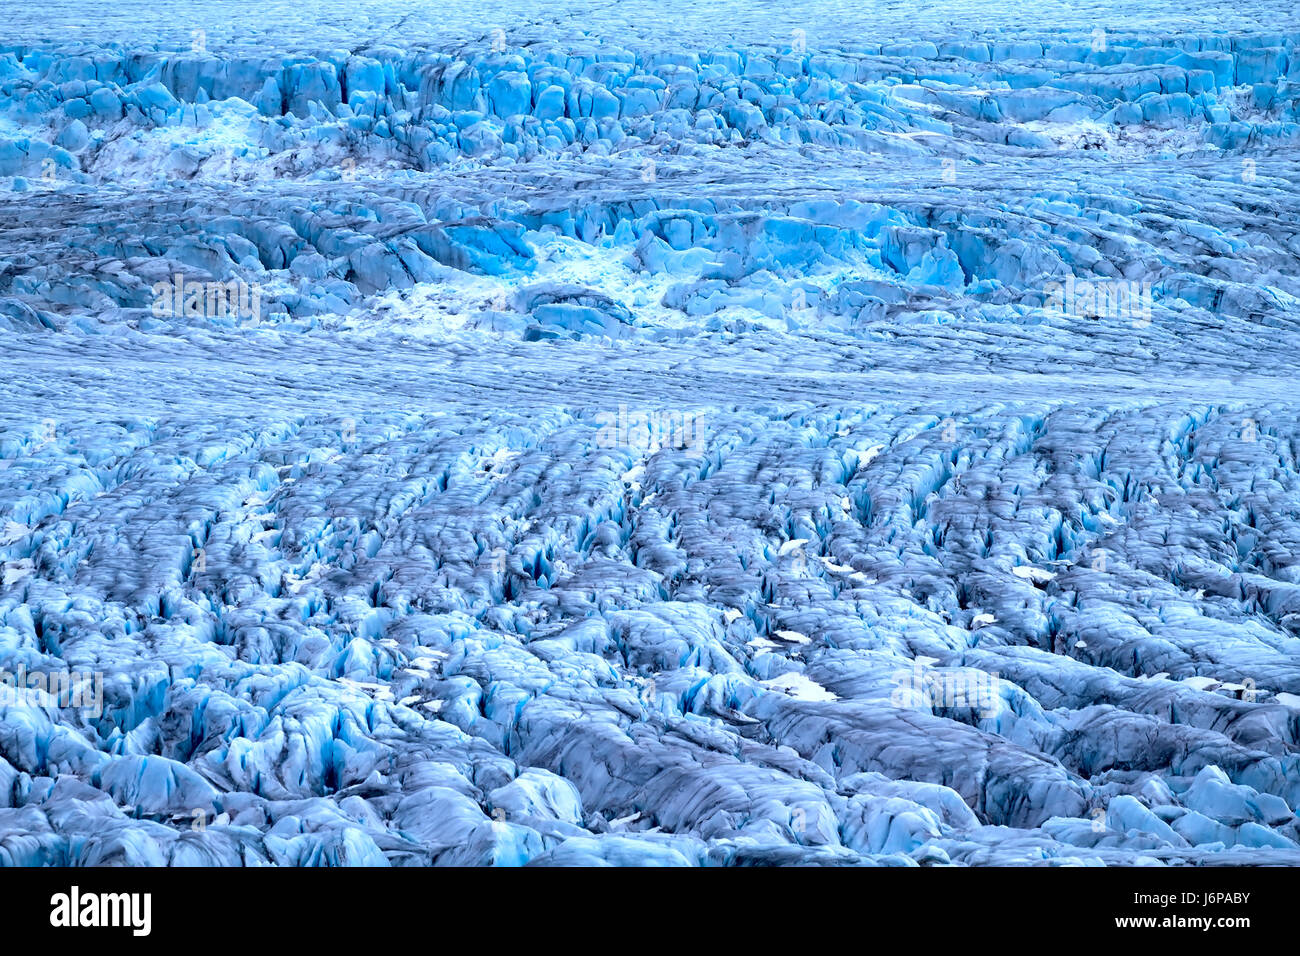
<box><xmin>1</xmin><ymin>0</ymin><xmax>1300</xmax><ymax>866</ymax></box>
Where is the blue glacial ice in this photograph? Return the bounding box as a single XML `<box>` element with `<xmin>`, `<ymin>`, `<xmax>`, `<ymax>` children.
<box><xmin>1</xmin><ymin>0</ymin><xmax>1300</xmax><ymax>866</ymax></box>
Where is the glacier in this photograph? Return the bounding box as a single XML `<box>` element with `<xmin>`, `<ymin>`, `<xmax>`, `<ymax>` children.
<box><xmin>1</xmin><ymin>0</ymin><xmax>1300</xmax><ymax>866</ymax></box>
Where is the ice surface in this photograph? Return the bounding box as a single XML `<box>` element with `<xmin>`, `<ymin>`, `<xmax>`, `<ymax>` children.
<box><xmin>1</xmin><ymin>0</ymin><xmax>1300</xmax><ymax>866</ymax></box>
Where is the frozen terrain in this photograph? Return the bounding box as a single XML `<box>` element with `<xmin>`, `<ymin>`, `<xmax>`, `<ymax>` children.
<box><xmin>2</xmin><ymin>0</ymin><xmax>1300</xmax><ymax>865</ymax></box>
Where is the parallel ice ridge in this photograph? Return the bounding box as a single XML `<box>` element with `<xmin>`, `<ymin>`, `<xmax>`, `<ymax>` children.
<box><xmin>2</xmin><ymin>7</ymin><xmax>1299</xmax><ymax>373</ymax></box>
<box><xmin>2</xmin><ymin>0</ymin><xmax>1300</xmax><ymax>865</ymax></box>
<box><xmin>4</xmin><ymin>0</ymin><xmax>1292</xmax><ymax>48</ymax></box>
<box><xmin>5</xmin><ymin>405</ymin><xmax>1300</xmax><ymax>865</ymax></box>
